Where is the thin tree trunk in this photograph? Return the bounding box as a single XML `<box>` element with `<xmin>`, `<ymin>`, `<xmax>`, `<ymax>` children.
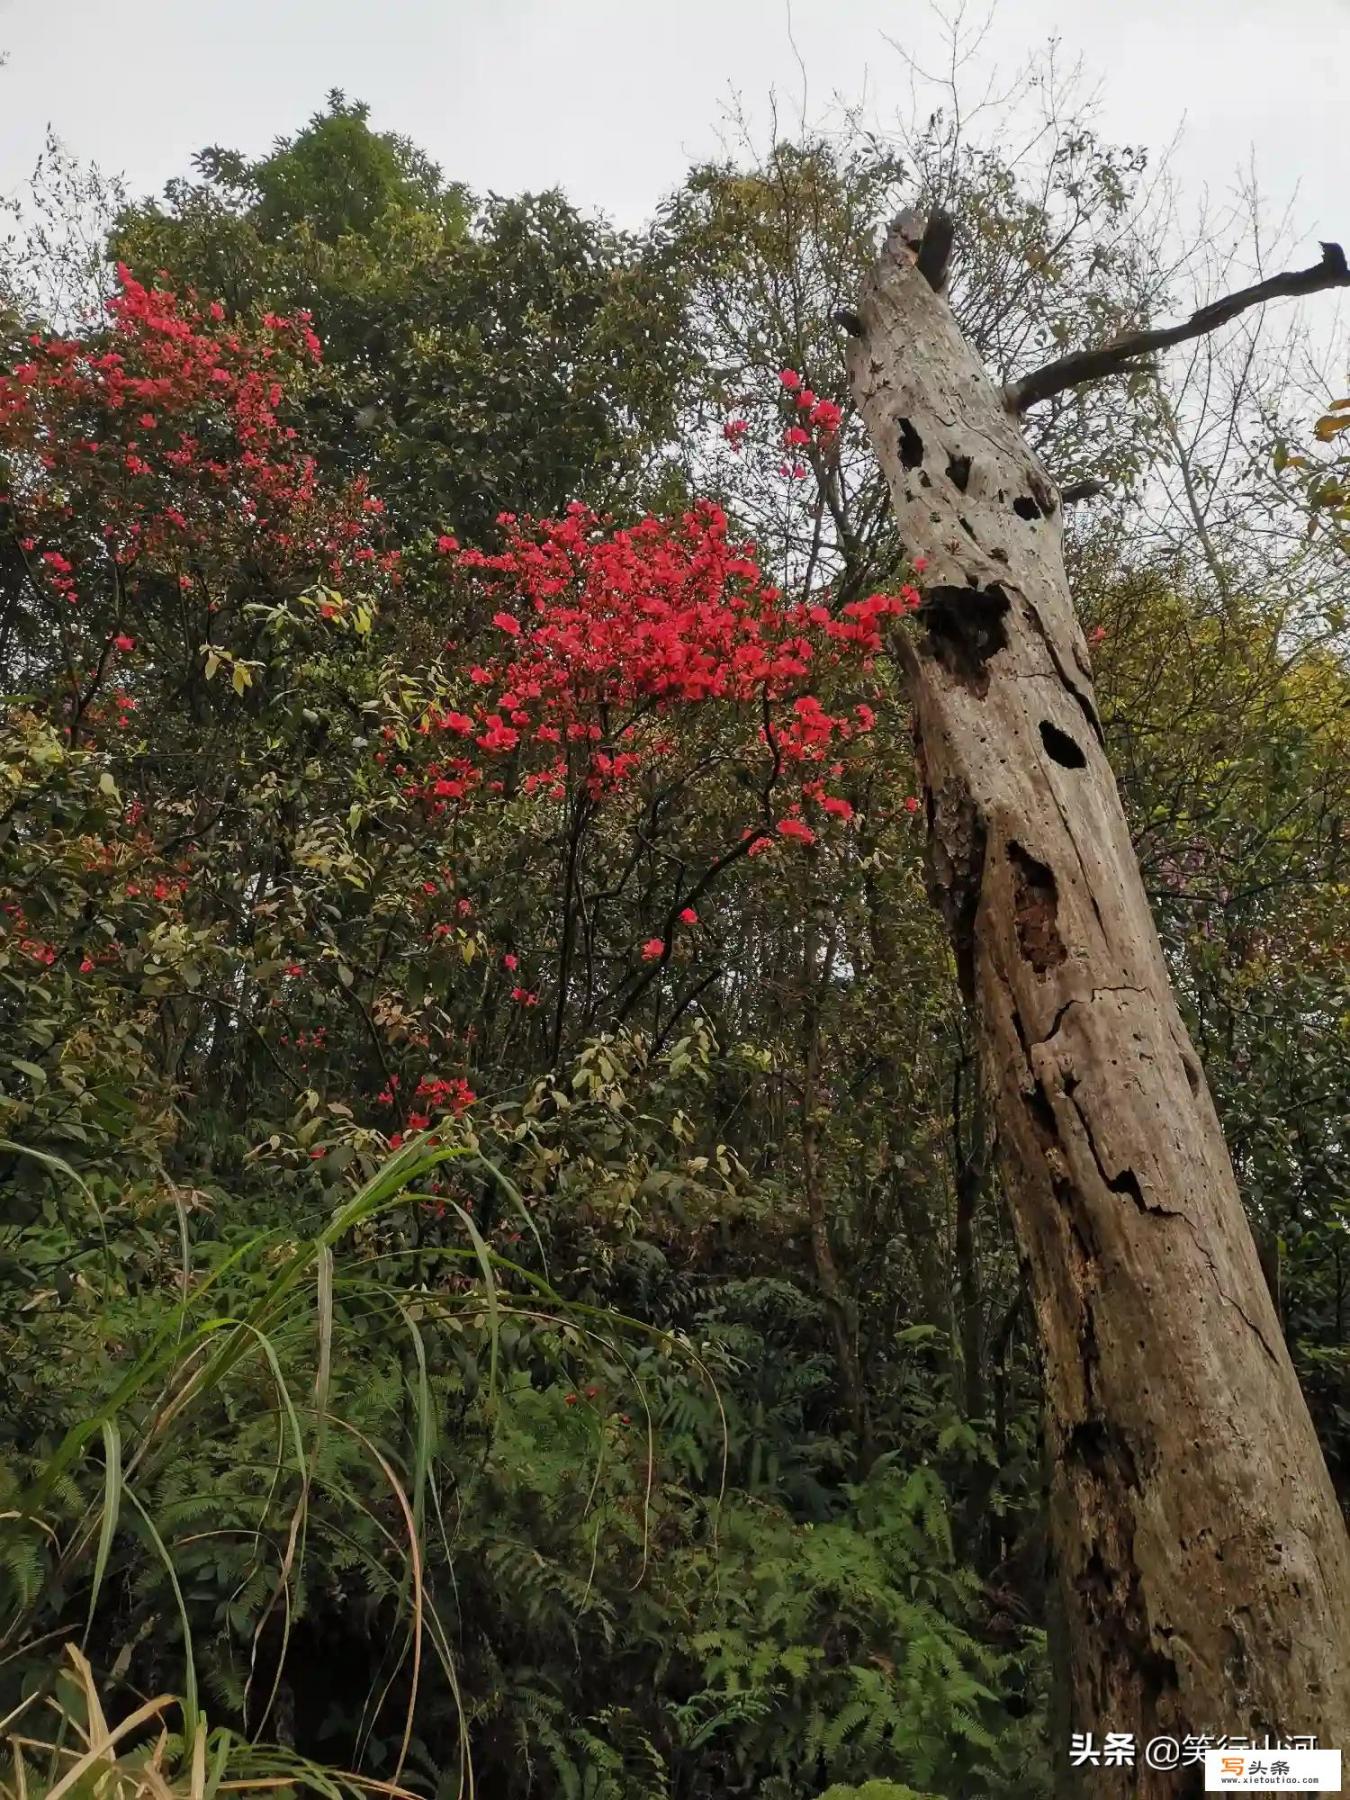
<box><xmin>800</xmin><ymin>905</ymin><xmax>871</xmax><ymax>1465</ymax></box>
<box><xmin>883</xmin><ymin>1108</ymin><xmax>951</xmax><ymax>1333</ymax></box>
<box><xmin>845</xmin><ymin>220</ymin><xmax>1350</xmax><ymax>1774</ymax></box>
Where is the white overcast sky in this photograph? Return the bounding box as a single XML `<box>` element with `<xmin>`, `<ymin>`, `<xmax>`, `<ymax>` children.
<box><xmin>0</xmin><ymin>0</ymin><xmax>1345</xmax><ymax>263</ymax></box>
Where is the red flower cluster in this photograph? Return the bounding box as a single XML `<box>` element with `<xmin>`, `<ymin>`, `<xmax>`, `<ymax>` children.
<box><xmin>0</xmin><ymin>266</ymin><xmax>394</xmax><ymax>739</ymax></box>
<box><xmin>374</xmin><ymin>1071</ymin><xmax>476</xmax><ymax>1125</ymax></box>
<box><xmin>776</xmin><ymin>370</ymin><xmax>842</xmax><ymax>439</ymax></box>
<box><xmin>413</xmin><ymin>1073</ymin><xmax>476</xmax><ymax>1115</ymax></box>
<box><xmin>393</xmin><ymin>501</ymin><xmax>916</xmax><ymax>841</ymax></box>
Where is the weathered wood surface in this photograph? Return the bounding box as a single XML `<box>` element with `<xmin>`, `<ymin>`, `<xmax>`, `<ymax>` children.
<box><xmin>846</xmin><ymin>219</ymin><xmax>1350</xmax><ymax>1785</ymax></box>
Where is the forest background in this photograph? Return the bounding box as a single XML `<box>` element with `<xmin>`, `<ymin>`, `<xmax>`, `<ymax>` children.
<box><xmin>1</xmin><ymin>7</ymin><xmax>1348</xmax><ymax>1796</ymax></box>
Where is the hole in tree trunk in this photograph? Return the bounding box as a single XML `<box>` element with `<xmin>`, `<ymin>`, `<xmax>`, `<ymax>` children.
<box><xmin>946</xmin><ymin>452</ymin><xmax>971</xmax><ymax>492</ymax></box>
<box><xmin>897</xmin><ymin>417</ymin><xmax>924</xmax><ymax>468</ymax></box>
<box><xmin>1039</xmin><ymin>720</ymin><xmax>1087</xmax><ymax>768</ymax></box>
<box><xmin>1068</xmin><ymin>1418</ymin><xmax>1140</xmax><ymax>1487</ymax></box>
<box><xmin>920</xmin><ymin>583</ymin><xmax>1010</xmax><ymax>695</ymax></box>
<box><xmin>1008</xmin><ymin>842</ymin><xmax>1066</xmax><ymax>972</ymax></box>
<box><xmin>1026</xmin><ymin>1077</ymin><xmax>1058</xmax><ymax>1145</ymax></box>
<box><xmin>1013</xmin><ymin>494</ymin><xmax>1043</xmax><ymax>520</ymax></box>
<box><xmin>1109</xmin><ymin>1166</ymin><xmax>1146</xmax><ymax>1210</ymax></box>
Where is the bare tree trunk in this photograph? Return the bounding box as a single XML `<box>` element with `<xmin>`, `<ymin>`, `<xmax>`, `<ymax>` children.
<box><xmin>845</xmin><ymin>220</ymin><xmax>1350</xmax><ymax>1775</ymax></box>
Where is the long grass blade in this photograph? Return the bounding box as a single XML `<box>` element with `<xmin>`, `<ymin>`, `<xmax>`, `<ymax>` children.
<box><xmin>82</xmin><ymin>1420</ymin><xmax>122</xmax><ymax>1647</ymax></box>
<box><xmin>121</xmin><ymin>1486</ymin><xmax>199</xmax><ymax>1749</ymax></box>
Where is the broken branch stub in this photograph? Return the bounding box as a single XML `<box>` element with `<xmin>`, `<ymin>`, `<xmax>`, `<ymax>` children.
<box><xmin>846</xmin><ymin>216</ymin><xmax>1350</xmax><ymax>1767</ymax></box>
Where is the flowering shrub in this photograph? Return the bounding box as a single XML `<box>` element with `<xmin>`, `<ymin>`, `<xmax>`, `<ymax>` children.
<box><xmin>0</xmin><ymin>266</ymin><xmax>393</xmax><ymax>743</ymax></box>
<box><xmin>0</xmin><ymin>274</ymin><xmax>924</xmax><ymax>1189</ymax></box>
<box><xmin>399</xmin><ymin>499</ymin><xmax>917</xmax><ymax>836</ymax></box>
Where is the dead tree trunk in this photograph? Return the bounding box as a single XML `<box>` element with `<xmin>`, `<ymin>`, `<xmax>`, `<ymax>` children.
<box><xmin>845</xmin><ymin>218</ymin><xmax>1350</xmax><ymax>1775</ymax></box>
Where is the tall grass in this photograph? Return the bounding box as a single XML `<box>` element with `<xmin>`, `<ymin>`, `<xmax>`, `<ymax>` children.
<box><xmin>1</xmin><ymin>1137</ymin><xmax>705</xmax><ymax>1799</ymax></box>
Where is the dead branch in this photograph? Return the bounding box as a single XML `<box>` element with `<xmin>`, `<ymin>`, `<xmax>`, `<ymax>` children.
<box><xmin>1006</xmin><ymin>241</ymin><xmax>1349</xmax><ymax>413</ymax></box>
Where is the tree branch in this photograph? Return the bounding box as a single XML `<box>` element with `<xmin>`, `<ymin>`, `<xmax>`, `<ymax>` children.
<box><xmin>1007</xmin><ymin>241</ymin><xmax>1349</xmax><ymax>414</ymax></box>
<box><xmin>915</xmin><ymin>210</ymin><xmax>955</xmax><ymax>296</ymax></box>
<box><xmin>887</xmin><ymin>206</ymin><xmax>955</xmax><ymax>295</ymax></box>
<box><xmin>1059</xmin><ymin>477</ymin><xmax>1108</xmax><ymax>506</ymax></box>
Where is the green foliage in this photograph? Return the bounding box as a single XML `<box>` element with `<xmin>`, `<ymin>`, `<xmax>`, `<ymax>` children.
<box><xmin>0</xmin><ymin>1119</ymin><xmax>1043</xmax><ymax>1799</ymax></box>
<box><xmin>671</xmin><ymin>1466</ymin><xmax>1048</xmax><ymax>1795</ymax></box>
<box><xmin>815</xmin><ymin>1786</ymin><xmax>940</xmax><ymax>1800</ymax></box>
<box><xmin>210</xmin><ymin>91</ymin><xmax>457</xmax><ymax>245</ymax></box>
<box><xmin>111</xmin><ymin>95</ymin><xmax>692</xmax><ymax>541</ymax></box>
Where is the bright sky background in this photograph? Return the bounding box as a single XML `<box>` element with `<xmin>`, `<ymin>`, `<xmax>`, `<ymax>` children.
<box><xmin>0</xmin><ymin>0</ymin><xmax>1345</xmax><ymax>272</ymax></box>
